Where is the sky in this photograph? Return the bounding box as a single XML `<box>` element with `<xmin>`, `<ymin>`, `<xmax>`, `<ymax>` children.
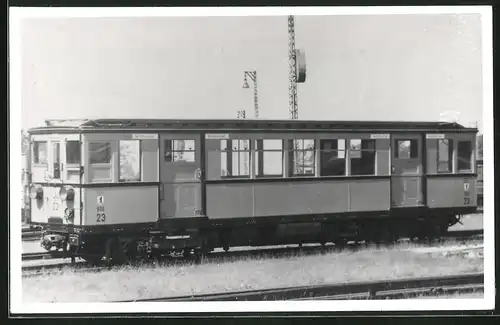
<box><xmin>20</xmin><ymin>14</ymin><xmax>484</xmax><ymax>131</ymax></box>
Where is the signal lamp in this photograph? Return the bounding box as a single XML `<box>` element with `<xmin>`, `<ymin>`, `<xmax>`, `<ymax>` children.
<box><xmin>59</xmin><ymin>186</ymin><xmax>75</xmax><ymax>201</ymax></box>
<box><xmin>29</xmin><ymin>184</ymin><xmax>43</xmax><ymax>200</ymax></box>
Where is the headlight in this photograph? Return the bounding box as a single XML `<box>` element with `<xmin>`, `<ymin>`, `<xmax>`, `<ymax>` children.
<box><xmin>59</xmin><ymin>186</ymin><xmax>75</xmax><ymax>201</ymax></box>
<box><xmin>29</xmin><ymin>185</ymin><xmax>43</xmax><ymax>200</ymax></box>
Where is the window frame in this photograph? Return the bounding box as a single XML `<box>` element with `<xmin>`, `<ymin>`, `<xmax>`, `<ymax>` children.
<box><xmin>119</xmin><ymin>139</ymin><xmax>142</xmax><ymax>182</ymax></box>
<box><xmin>254</xmin><ymin>139</ymin><xmax>284</xmax><ymax>178</ymax></box>
<box><xmin>89</xmin><ymin>141</ymin><xmax>113</xmax><ymax>165</ymax></box>
<box><xmin>289</xmin><ymin>139</ymin><xmax>316</xmax><ymax>177</ymax></box>
<box><xmin>436</xmin><ymin>138</ymin><xmax>453</xmax><ymax>174</ymax></box>
<box><xmin>66</xmin><ymin>140</ymin><xmax>81</xmax><ymax>166</ymax></box>
<box><xmin>33</xmin><ymin>141</ymin><xmax>48</xmax><ymax>165</ymax></box>
<box><xmin>395</xmin><ymin>139</ymin><xmax>419</xmax><ymax>159</ymax></box>
<box><xmin>319</xmin><ymin>139</ymin><xmax>346</xmax><ymax>177</ymax></box>
<box><xmin>164</xmin><ymin>139</ymin><xmax>197</xmax><ymax>163</ymax></box>
<box><xmin>457</xmin><ymin>140</ymin><xmax>473</xmax><ymax>172</ymax></box>
<box><xmin>221</xmin><ymin>139</ymin><xmax>251</xmax><ymax>178</ymax></box>
<box><xmin>52</xmin><ymin>142</ymin><xmax>61</xmax><ymax>180</ymax></box>
<box><xmin>349</xmin><ymin>139</ymin><xmax>376</xmax><ymax>176</ymax></box>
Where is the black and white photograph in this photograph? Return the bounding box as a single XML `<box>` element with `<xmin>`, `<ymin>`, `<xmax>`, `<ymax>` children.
<box><xmin>9</xmin><ymin>6</ymin><xmax>494</xmax><ymax>314</ymax></box>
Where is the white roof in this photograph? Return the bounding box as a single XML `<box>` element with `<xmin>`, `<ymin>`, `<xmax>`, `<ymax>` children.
<box><xmin>44</xmin><ymin>119</ymin><xmax>90</xmax><ymax>127</ymax></box>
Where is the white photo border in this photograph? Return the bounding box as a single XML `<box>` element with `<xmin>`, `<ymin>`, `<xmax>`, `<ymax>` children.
<box><xmin>9</xmin><ymin>5</ymin><xmax>494</xmax><ymax>314</ymax></box>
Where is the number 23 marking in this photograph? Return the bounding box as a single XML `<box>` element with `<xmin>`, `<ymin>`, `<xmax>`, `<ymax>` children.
<box><xmin>96</xmin><ymin>213</ymin><xmax>106</xmax><ymax>223</ymax></box>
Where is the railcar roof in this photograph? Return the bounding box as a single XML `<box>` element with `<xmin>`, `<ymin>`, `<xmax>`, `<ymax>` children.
<box><xmin>28</xmin><ymin>118</ymin><xmax>478</xmax><ymax>133</ymax></box>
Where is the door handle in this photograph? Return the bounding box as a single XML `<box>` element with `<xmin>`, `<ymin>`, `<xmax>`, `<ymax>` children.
<box><xmin>195</xmin><ymin>168</ymin><xmax>202</xmax><ymax>180</ymax></box>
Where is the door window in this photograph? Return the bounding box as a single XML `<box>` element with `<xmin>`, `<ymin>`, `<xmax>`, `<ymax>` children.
<box><xmin>52</xmin><ymin>142</ymin><xmax>61</xmax><ymax>179</ymax></box>
<box><xmin>164</xmin><ymin>140</ymin><xmax>196</xmax><ymax>163</ymax></box>
<box><xmin>396</xmin><ymin>139</ymin><xmax>418</xmax><ymax>159</ymax></box>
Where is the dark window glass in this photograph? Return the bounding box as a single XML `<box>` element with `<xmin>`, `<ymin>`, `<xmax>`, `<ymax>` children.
<box><xmin>90</xmin><ymin>142</ymin><xmax>112</xmax><ymax>164</ymax></box>
<box><xmin>320</xmin><ymin>139</ymin><xmax>346</xmax><ymax>176</ymax></box>
<box><xmin>53</xmin><ymin>142</ymin><xmax>60</xmax><ymax>179</ymax></box>
<box><xmin>66</xmin><ymin>141</ymin><xmax>81</xmax><ymax>164</ymax></box>
<box><xmin>457</xmin><ymin>141</ymin><xmax>472</xmax><ymax>171</ymax></box>
<box><xmin>396</xmin><ymin>139</ymin><xmax>418</xmax><ymax>159</ymax></box>
<box><xmin>350</xmin><ymin>139</ymin><xmax>375</xmax><ymax>176</ymax></box>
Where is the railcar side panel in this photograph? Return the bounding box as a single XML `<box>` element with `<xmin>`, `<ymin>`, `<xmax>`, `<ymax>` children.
<box><xmin>426</xmin><ymin>177</ymin><xmax>477</xmax><ymax>208</ymax></box>
<box><xmin>205</xmin><ymin>179</ymin><xmax>390</xmax><ymax>219</ymax></box>
<box><xmin>161</xmin><ymin>183</ymin><xmax>202</xmax><ymax>218</ymax></box>
<box><xmin>83</xmin><ymin>186</ymin><xmax>158</xmax><ymax>226</ymax></box>
<box><xmin>349</xmin><ymin>180</ymin><xmax>390</xmax><ymax>211</ymax></box>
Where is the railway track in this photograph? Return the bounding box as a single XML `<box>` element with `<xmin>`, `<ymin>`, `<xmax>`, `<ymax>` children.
<box><xmin>116</xmin><ymin>272</ymin><xmax>484</xmax><ymax>301</ymax></box>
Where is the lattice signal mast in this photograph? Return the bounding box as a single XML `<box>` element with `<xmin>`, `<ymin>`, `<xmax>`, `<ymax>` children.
<box><xmin>288</xmin><ymin>15</ymin><xmax>298</xmax><ymax>120</ymax></box>
<box><xmin>288</xmin><ymin>15</ymin><xmax>306</xmax><ymax>120</ymax></box>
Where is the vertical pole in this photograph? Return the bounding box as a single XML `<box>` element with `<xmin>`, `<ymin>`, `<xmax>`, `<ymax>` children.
<box><xmin>253</xmin><ymin>72</ymin><xmax>259</xmax><ymax>119</ymax></box>
<box><xmin>288</xmin><ymin>15</ymin><xmax>298</xmax><ymax>120</ymax></box>
<box><xmin>288</xmin><ymin>16</ymin><xmax>300</xmax><ymax>175</ymax></box>
<box><xmin>237</xmin><ymin>110</ymin><xmax>249</xmax><ymax>176</ymax></box>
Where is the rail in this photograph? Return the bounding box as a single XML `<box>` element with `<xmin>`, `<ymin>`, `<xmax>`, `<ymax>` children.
<box><xmin>116</xmin><ymin>272</ymin><xmax>484</xmax><ymax>302</ymax></box>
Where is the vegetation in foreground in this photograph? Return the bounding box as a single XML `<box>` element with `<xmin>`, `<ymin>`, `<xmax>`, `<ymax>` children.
<box><xmin>22</xmin><ymin>243</ymin><xmax>483</xmax><ymax>303</ymax></box>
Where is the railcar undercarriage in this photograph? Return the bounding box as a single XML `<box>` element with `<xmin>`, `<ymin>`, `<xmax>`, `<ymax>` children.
<box><xmin>34</xmin><ymin>211</ymin><xmax>469</xmax><ymax>266</ymax></box>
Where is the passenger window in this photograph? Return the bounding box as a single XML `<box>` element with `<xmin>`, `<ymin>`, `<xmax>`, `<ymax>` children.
<box><xmin>221</xmin><ymin>139</ymin><xmax>250</xmax><ymax>177</ymax></box>
<box><xmin>350</xmin><ymin>139</ymin><xmax>375</xmax><ymax>176</ymax></box>
<box><xmin>89</xmin><ymin>142</ymin><xmax>112</xmax><ymax>164</ymax></box>
<box><xmin>66</xmin><ymin>141</ymin><xmax>81</xmax><ymax>165</ymax></box>
<box><xmin>164</xmin><ymin>140</ymin><xmax>196</xmax><ymax>163</ymax></box>
<box><xmin>437</xmin><ymin>139</ymin><xmax>453</xmax><ymax>173</ymax></box>
<box><xmin>119</xmin><ymin>140</ymin><xmax>141</xmax><ymax>182</ymax></box>
<box><xmin>320</xmin><ymin>139</ymin><xmax>346</xmax><ymax>176</ymax></box>
<box><xmin>290</xmin><ymin>139</ymin><xmax>315</xmax><ymax>176</ymax></box>
<box><xmin>396</xmin><ymin>139</ymin><xmax>418</xmax><ymax>159</ymax></box>
<box><xmin>255</xmin><ymin>139</ymin><xmax>283</xmax><ymax>177</ymax></box>
<box><xmin>457</xmin><ymin>141</ymin><xmax>472</xmax><ymax>171</ymax></box>
<box><xmin>33</xmin><ymin>141</ymin><xmax>48</xmax><ymax>164</ymax></box>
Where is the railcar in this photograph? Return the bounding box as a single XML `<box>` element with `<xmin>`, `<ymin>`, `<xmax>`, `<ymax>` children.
<box><xmin>26</xmin><ymin>119</ymin><xmax>478</xmax><ymax>263</ymax></box>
